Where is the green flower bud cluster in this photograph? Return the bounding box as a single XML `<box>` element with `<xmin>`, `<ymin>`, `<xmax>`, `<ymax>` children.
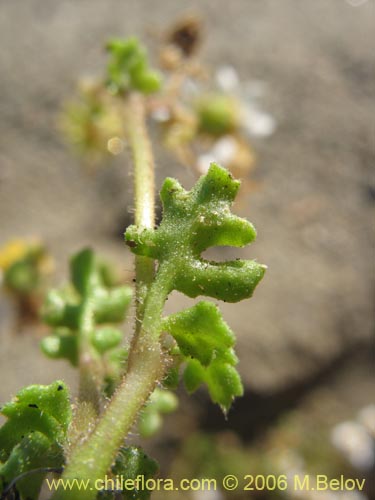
<box><xmin>40</xmin><ymin>249</ymin><xmax>132</xmax><ymax>388</ymax></box>
<box><xmin>0</xmin><ymin>381</ymin><xmax>71</xmax><ymax>500</ymax></box>
<box><xmin>196</xmin><ymin>93</ymin><xmax>240</xmax><ymax>137</ymax></box>
<box><xmin>60</xmin><ymin>84</ymin><xmax>124</xmax><ymax>163</ymax></box>
<box><xmin>106</xmin><ymin>37</ymin><xmax>162</xmax><ymax>95</ymax></box>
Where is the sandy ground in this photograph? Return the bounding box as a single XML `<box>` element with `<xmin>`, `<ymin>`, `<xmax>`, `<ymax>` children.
<box><xmin>0</xmin><ymin>0</ymin><xmax>373</xmax><ymax>427</ymax></box>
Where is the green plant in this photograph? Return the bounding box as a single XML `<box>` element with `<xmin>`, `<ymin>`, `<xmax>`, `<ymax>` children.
<box><xmin>0</xmin><ymin>36</ymin><xmax>265</xmax><ymax>500</ymax></box>
<box><xmin>0</xmin><ymin>239</ymin><xmax>53</xmax><ymax>322</ymax></box>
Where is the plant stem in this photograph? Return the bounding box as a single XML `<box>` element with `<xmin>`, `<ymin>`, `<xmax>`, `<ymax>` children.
<box><xmin>53</xmin><ymin>270</ymin><xmax>171</xmax><ymax>500</ymax></box>
<box><xmin>123</xmin><ymin>93</ymin><xmax>155</xmax><ymax>338</ymax></box>
<box><xmin>53</xmin><ymin>94</ymin><xmax>168</xmax><ymax>500</ymax></box>
<box><xmin>77</xmin><ymin>297</ymin><xmax>102</xmax><ymax>416</ymax></box>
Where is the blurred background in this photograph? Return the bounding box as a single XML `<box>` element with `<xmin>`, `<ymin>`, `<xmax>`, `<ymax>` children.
<box><xmin>0</xmin><ymin>1</ymin><xmax>374</xmax><ymax>499</ymax></box>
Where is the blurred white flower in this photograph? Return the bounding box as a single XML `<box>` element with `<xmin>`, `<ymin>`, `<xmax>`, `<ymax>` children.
<box><xmin>215</xmin><ymin>68</ymin><xmax>277</xmax><ymax>138</ymax></box>
<box><xmin>331</xmin><ymin>421</ymin><xmax>374</xmax><ymax>470</ymax></box>
<box><xmin>216</xmin><ymin>65</ymin><xmax>239</xmax><ymax>92</ymax></box>
<box><xmin>196</xmin><ymin>135</ymin><xmax>255</xmax><ymax>176</ymax></box>
<box><xmin>197</xmin><ymin>154</ymin><xmax>216</xmax><ymax>174</ymax></box>
<box><xmin>242</xmin><ymin>105</ymin><xmax>276</xmax><ymax>138</ymax></box>
<box><xmin>211</xmin><ymin>136</ymin><xmax>237</xmax><ymax>164</ymax></box>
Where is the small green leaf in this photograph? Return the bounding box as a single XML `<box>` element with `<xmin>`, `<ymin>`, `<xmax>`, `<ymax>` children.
<box><xmin>91</xmin><ymin>326</ymin><xmax>122</xmax><ymax>353</ymax></box>
<box><xmin>0</xmin><ymin>381</ymin><xmax>71</xmax><ymax>434</ymax></box>
<box><xmin>92</xmin><ymin>286</ymin><xmax>132</xmax><ymax>324</ymax></box>
<box><xmin>163</xmin><ymin>301</ymin><xmax>235</xmax><ymax>366</ymax></box>
<box><xmin>0</xmin><ymin>381</ymin><xmax>71</xmax><ymax>500</ymax></box>
<box><xmin>149</xmin><ymin>388</ymin><xmax>179</xmax><ymax>414</ymax></box>
<box><xmin>184</xmin><ymin>358</ymin><xmax>243</xmax><ymax>411</ymax></box>
<box><xmin>138</xmin><ymin>411</ymin><xmax>163</xmax><ymax>439</ymax></box>
<box><xmin>41</xmin><ymin>289</ymin><xmax>80</xmax><ymax>329</ymax></box>
<box><xmin>183</xmin><ymin>358</ymin><xmax>205</xmax><ymax>393</ymax></box>
<box><xmin>138</xmin><ymin>388</ymin><xmax>178</xmax><ymax>438</ymax></box>
<box><xmin>0</xmin><ymin>433</ymin><xmax>59</xmax><ymax>499</ymax></box>
<box><xmin>163</xmin><ymin>302</ymin><xmax>242</xmax><ymax>411</ymax></box>
<box><xmin>70</xmin><ymin>248</ymin><xmax>99</xmax><ymax>295</ymax></box>
<box><xmin>40</xmin><ymin>332</ymin><xmax>78</xmax><ymax>366</ymax></box>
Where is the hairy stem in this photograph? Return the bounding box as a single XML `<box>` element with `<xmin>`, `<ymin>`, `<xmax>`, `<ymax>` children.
<box><xmin>53</xmin><ymin>94</ymin><xmax>168</xmax><ymax>500</ymax></box>
<box><xmin>77</xmin><ymin>297</ymin><xmax>102</xmax><ymax>417</ymax></box>
<box><xmin>53</xmin><ymin>269</ymin><xmax>171</xmax><ymax>500</ymax></box>
<box><xmin>123</xmin><ymin>93</ymin><xmax>155</xmax><ymax>338</ymax></box>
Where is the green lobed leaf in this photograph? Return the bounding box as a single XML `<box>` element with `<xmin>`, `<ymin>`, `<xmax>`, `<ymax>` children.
<box><xmin>125</xmin><ymin>162</ymin><xmax>266</xmax><ymax>303</ymax></box>
<box><xmin>41</xmin><ymin>289</ymin><xmax>80</xmax><ymax>329</ymax></box>
<box><xmin>41</xmin><ymin>249</ymin><xmax>132</xmax><ymax>368</ymax></box>
<box><xmin>184</xmin><ymin>358</ymin><xmax>243</xmax><ymax>411</ymax></box>
<box><xmin>91</xmin><ymin>326</ymin><xmax>122</xmax><ymax>354</ymax></box>
<box><xmin>40</xmin><ymin>331</ymin><xmax>79</xmax><ymax>366</ymax></box>
<box><xmin>92</xmin><ymin>286</ymin><xmax>133</xmax><ymax>324</ymax></box>
<box><xmin>163</xmin><ymin>301</ymin><xmax>235</xmax><ymax>366</ymax></box>
<box><xmin>163</xmin><ymin>301</ymin><xmax>242</xmax><ymax>411</ymax></box>
<box><xmin>70</xmin><ymin>248</ymin><xmax>99</xmax><ymax>296</ymax></box>
<box><xmin>0</xmin><ymin>381</ymin><xmax>71</xmax><ymax>500</ymax></box>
